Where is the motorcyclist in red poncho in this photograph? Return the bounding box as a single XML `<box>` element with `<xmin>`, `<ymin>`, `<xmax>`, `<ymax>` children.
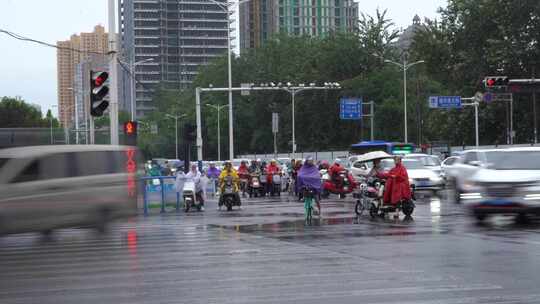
<box><xmin>376</xmin><ymin>156</ymin><xmax>412</xmax><ymax>209</ymax></box>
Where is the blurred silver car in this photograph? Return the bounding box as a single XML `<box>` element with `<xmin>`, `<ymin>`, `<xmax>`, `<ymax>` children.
<box><xmin>0</xmin><ymin>145</ymin><xmax>138</xmax><ymax>235</ymax></box>
<box><xmin>457</xmin><ymin>148</ymin><xmax>540</xmax><ymax>221</ymax></box>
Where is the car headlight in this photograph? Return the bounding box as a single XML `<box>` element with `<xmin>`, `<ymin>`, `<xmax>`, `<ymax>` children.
<box><xmin>430</xmin><ymin>176</ymin><xmax>442</xmax><ymax>183</ymax></box>
<box><xmin>462</xmin><ymin>180</ymin><xmax>482</xmax><ymax>192</ymax></box>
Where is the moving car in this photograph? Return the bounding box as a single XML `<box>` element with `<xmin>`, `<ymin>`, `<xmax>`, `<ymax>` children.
<box><xmin>441</xmin><ymin>156</ymin><xmax>460</xmax><ymax>177</ymax></box>
<box><xmin>350</xmin><ymin>158</ymin><xmax>394</xmax><ymax>180</ymax></box>
<box><xmin>401</xmin><ymin>159</ymin><xmax>445</xmax><ymax>194</ymax></box>
<box><xmin>404</xmin><ymin>153</ymin><xmax>444</xmax><ymax>178</ymax></box>
<box><xmin>458</xmin><ymin>148</ymin><xmax>540</xmax><ymax>221</ymax></box>
<box><xmin>0</xmin><ymin>145</ymin><xmax>138</xmax><ymax>235</ymax></box>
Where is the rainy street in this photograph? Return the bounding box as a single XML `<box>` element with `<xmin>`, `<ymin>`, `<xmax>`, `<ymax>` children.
<box><xmin>2</xmin><ymin>192</ymin><xmax>540</xmax><ymax>304</ymax></box>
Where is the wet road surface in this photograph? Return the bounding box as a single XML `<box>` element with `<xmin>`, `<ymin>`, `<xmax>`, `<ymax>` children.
<box><xmin>2</xmin><ymin>191</ymin><xmax>540</xmax><ymax>303</ymax></box>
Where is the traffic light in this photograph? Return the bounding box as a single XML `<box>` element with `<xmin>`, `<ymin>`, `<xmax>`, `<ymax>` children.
<box><xmin>123</xmin><ymin>121</ymin><xmax>138</xmax><ymax>146</ymax></box>
<box><xmin>90</xmin><ymin>70</ymin><xmax>110</xmax><ymax>117</ymax></box>
<box><xmin>483</xmin><ymin>76</ymin><xmax>509</xmax><ymax>88</ymax></box>
<box><xmin>183</xmin><ymin>123</ymin><xmax>196</xmax><ymax>142</ymax></box>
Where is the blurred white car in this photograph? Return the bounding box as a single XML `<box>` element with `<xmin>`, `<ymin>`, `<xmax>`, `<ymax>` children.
<box><xmin>441</xmin><ymin>156</ymin><xmax>460</xmax><ymax>177</ymax></box>
<box><xmin>402</xmin><ymin>159</ymin><xmax>445</xmax><ymax>194</ymax></box>
<box><xmin>0</xmin><ymin>145</ymin><xmax>138</xmax><ymax>235</ymax></box>
<box><xmin>458</xmin><ymin>148</ymin><xmax>540</xmax><ymax>221</ymax></box>
<box><xmin>404</xmin><ymin>153</ymin><xmax>444</xmax><ymax>178</ymax></box>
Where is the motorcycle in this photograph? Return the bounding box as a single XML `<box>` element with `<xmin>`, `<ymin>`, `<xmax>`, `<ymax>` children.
<box><xmin>248</xmin><ymin>173</ymin><xmax>261</xmax><ymax>198</ymax></box>
<box><xmin>219</xmin><ymin>176</ymin><xmax>241</xmax><ymax>211</ymax></box>
<box><xmin>270</xmin><ymin>173</ymin><xmax>282</xmax><ymax>196</ymax></box>
<box><xmin>362</xmin><ymin>178</ymin><xmax>416</xmax><ymax>218</ymax></box>
<box><xmin>260</xmin><ymin>170</ymin><xmax>268</xmax><ymax>197</ymax></box>
<box><xmin>354</xmin><ymin>178</ymin><xmax>385</xmax><ymax>216</ymax></box>
<box><xmin>322</xmin><ymin>169</ymin><xmax>356</xmax><ymax>199</ymax></box>
<box><xmin>239</xmin><ymin>173</ymin><xmax>249</xmax><ymax>197</ymax></box>
<box><xmin>183</xmin><ymin>179</ymin><xmax>204</xmax><ymax>212</ymax></box>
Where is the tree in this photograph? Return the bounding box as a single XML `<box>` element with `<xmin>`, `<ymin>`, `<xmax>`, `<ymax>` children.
<box><xmin>0</xmin><ymin>96</ymin><xmax>48</xmax><ymax>128</ymax></box>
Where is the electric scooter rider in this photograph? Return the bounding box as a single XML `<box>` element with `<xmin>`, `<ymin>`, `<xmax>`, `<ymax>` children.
<box><xmin>238</xmin><ymin>160</ymin><xmax>250</xmax><ymax>197</ymax></box>
<box><xmin>186</xmin><ymin>164</ymin><xmax>204</xmax><ymax>211</ymax></box>
<box><xmin>377</xmin><ymin>155</ymin><xmax>412</xmax><ymax>218</ymax></box>
<box><xmin>218</xmin><ymin>161</ymin><xmax>241</xmax><ymax>210</ymax></box>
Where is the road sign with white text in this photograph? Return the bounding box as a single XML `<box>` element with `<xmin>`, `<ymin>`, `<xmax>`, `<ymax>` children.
<box><xmin>429</xmin><ymin>96</ymin><xmax>462</xmax><ymax>109</ymax></box>
<box><xmin>340</xmin><ymin>98</ymin><xmax>362</xmax><ymax>120</ymax></box>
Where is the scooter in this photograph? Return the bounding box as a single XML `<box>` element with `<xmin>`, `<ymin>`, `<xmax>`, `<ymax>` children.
<box><xmin>219</xmin><ymin>176</ymin><xmax>241</xmax><ymax>211</ymax></box>
<box><xmin>260</xmin><ymin>170</ymin><xmax>268</xmax><ymax>197</ymax></box>
<box><xmin>183</xmin><ymin>180</ymin><xmax>204</xmax><ymax>212</ymax></box>
<box><xmin>322</xmin><ymin>169</ymin><xmax>356</xmax><ymax>199</ymax></box>
<box><xmin>239</xmin><ymin>173</ymin><xmax>249</xmax><ymax>198</ymax></box>
<box><xmin>366</xmin><ymin>179</ymin><xmax>416</xmax><ymax>218</ymax></box>
<box><xmin>248</xmin><ymin>173</ymin><xmax>261</xmax><ymax>198</ymax></box>
<box><xmin>270</xmin><ymin>173</ymin><xmax>282</xmax><ymax>196</ymax></box>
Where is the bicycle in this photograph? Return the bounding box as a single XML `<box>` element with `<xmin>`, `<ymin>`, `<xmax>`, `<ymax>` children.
<box><xmin>303</xmin><ymin>186</ymin><xmax>316</xmax><ymax>225</ymax></box>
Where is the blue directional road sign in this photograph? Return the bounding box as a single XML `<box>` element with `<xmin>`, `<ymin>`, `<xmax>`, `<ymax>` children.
<box><xmin>428</xmin><ymin>96</ymin><xmax>462</xmax><ymax>109</ymax></box>
<box><xmin>340</xmin><ymin>97</ymin><xmax>362</xmax><ymax>120</ymax></box>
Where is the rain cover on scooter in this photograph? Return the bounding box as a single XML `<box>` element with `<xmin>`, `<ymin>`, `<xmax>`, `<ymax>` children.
<box><xmin>297</xmin><ymin>164</ymin><xmax>322</xmax><ymax>193</ymax></box>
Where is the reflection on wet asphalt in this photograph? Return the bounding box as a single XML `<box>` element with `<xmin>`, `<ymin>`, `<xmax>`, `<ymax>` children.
<box><xmin>2</xmin><ymin>191</ymin><xmax>540</xmax><ymax>303</ymax></box>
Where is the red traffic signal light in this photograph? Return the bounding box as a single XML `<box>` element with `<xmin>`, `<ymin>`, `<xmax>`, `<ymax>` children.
<box><xmin>93</xmin><ymin>72</ymin><xmax>108</xmax><ymax>86</ymax></box>
<box><xmin>90</xmin><ymin>70</ymin><xmax>110</xmax><ymax>117</ymax></box>
<box><xmin>484</xmin><ymin>76</ymin><xmax>509</xmax><ymax>88</ymax></box>
<box><xmin>124</xmin><ymin>121</ymin><xmax>138</xmax><ymax>135</ymax></box>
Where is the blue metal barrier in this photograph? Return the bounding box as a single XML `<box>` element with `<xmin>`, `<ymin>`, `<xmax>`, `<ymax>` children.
<box><xmin>140</xmin><ymin>176</ymin><xmax>181</xmax><ymax>215</ymax></box>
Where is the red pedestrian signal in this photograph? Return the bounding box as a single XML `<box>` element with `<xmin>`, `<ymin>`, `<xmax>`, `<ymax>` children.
<box><xmin>124</xmin><ymin>121</ymin><xmax>138</xmax><ymax>146</ymax></box>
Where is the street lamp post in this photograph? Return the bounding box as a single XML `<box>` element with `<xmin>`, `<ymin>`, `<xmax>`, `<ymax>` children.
<box><xmin>128</xmin><ymin>58</ymin><xmax>154</xmax><ymax>121</ymax></box>
<box><xmin>166</xmin><ymin>114</ymin><xmax>187</xmax><ymax>160</ymax></box>
<box><xmin>206</xmin><ymin>104</ymin><xmax>228</xmax><ymax>161</ymax></box>
<box><xmin>207</xmin><ymin>0</ymin><xmax>253</xmax><ymax>161</ymax></box>
<box><xmin>67</xmin><ymin>87</ymin><xmax>80</xmax><ymax>144</ymax></box>
<box><xmin>379</xmin><ymin>54</ymin><xmax>424</xmax><ymax>144</ymax></box>
<box><xmin>49</xmin><ymin>110</ymin><xmax>54</xmax><ymax>145</ymax></box>
<box><xmin>280</xmin><ymin>83</ymin><xmax>341</xmax><ymax>157</ymax></box>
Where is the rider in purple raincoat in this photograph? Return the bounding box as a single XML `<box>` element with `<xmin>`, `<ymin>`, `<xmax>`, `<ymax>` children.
<box><xmin>296</xmin><ymin>156</ymin><xmax>322</xmax><ymax>214</ymax></box>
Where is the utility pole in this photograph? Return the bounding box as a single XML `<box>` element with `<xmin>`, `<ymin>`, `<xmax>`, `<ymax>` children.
<box><xmin>108</xmin><ymin>0</ymin><xmax>119</xmax><ymax>145</ymax></box>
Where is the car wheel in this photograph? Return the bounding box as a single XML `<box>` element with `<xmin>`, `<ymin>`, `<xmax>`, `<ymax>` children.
<box><xmin>474</xmin><ymin>213</ymin><xmax>486</xmax><ymax>222</ymax></box>
<box><xmin>516</xmin><ymin>213</ymin><xmax>529</xmax><ymax>224</ymax></box>
<box><xmin>96</xmin><ymin>208</ymin><xmax>111</xmax><ymax>234</ymax></box>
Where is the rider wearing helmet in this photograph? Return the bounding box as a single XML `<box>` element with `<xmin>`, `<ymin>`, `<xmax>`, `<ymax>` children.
<box><xmin>218</xmin><ymin>161</ymin><xmax>241</xmax><ymax>210</ymax></box>
<box><xmin>329</xmin><ymin>159</ymin><xmax>344</xmax><ymax>181</ymax></box>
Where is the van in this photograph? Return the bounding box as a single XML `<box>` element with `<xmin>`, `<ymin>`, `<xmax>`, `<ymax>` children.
<box><xmin>0</xmin><ymin>145</ymin><xmax>139</xmax><ymax>235</ymax></box>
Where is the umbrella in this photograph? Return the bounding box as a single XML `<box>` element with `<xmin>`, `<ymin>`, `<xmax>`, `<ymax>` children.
<box><xmin>355</xmin><ymin>151</ymin><xmax>393</xmax><ymax>163</ymax></box>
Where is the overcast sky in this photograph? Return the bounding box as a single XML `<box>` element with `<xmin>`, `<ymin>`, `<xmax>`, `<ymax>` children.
<box><xmin>0</xmin><ymin>0</ymin><xmax>446</xmax><ymax>117</ymax></box>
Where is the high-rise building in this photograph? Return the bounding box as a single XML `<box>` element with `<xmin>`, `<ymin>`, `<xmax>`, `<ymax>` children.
<box><xmin>56</xmin><ymin>25</ymin><xmax>109</xmax><ymax>127</ymax></box>
<box><xmin>240</xmin><ymin>0</ymin><xmax>358</xmax><ymax>50</ymax></box>
<box><xmin>118</xmin><ymin>0</ymin><xmax>230</xmax><ymax>118</ymax></box>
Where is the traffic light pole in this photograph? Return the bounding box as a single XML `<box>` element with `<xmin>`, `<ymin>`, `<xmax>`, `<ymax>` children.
<box><xmin>195</xmin><ymin>84</ymin><xmax>340</xmax><ymax>161</ymax></box>
<box><xmin>108</xmin><ymin>0</ymin><xmax>119</xmax><ymax>145</ymax></box>
<box><xmin>462</xmin><ymin>97</ymin><xmax>480</xmax><ymax>147</ymax></box>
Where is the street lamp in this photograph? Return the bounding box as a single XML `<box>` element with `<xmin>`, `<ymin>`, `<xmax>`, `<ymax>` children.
<box><xmin>126</xmin><ymin>58</ymin><xmax>154</xmax><ymax>121</ymax></box>
<box><xmin>67</xmin><ymin>87</ymin><xmax>80</xmax><ymax>144</ymax></box>
<box><xmin>206</xmin><ymin>103</ymin><xmax>228</xmax><ymax>161</ymax></box>
<box><xmin>375</xmin><ymin>53</ymin><xmax>424</xmax><ymax>143</ymax></box>
<box><xmin>278</xmin><ymin>82</ymin><xmax>341</xmax><ymax>157</ymax></box>
<box><xmin>166</xmin><ymin>114</ymin><xmax>187</xmax><ymax>160</ymax></box>
<box><xmin>206</xmin><ymin>0</ymin><xmax>253</xmax><ymax>161</ymax></box>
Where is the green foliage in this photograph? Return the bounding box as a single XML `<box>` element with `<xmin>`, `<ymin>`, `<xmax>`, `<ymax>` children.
<box><xmin>0</xmin><ymin>96</ymin><xmax>55</xmax><ymax>128</ymax></box>
<box><xmin>142</xmin><ymin>3</ymin><xmax>540</xmax><ymax>157</ymax></box>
